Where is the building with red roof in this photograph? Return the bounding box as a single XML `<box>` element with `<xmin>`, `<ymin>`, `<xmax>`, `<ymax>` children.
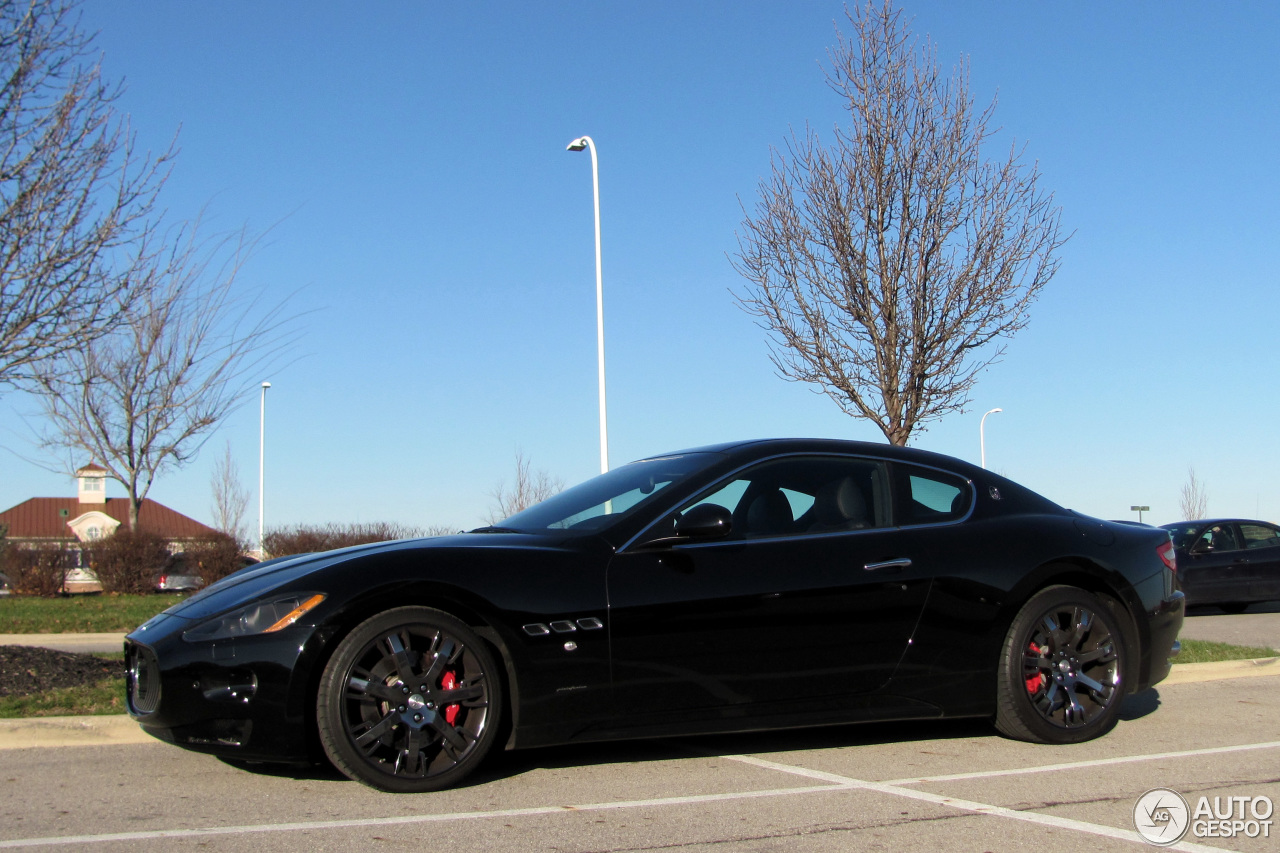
<box><xmin>0</xmin><ymin>464</ymin><xmax>217</xmax><ymax>590</ymax></box>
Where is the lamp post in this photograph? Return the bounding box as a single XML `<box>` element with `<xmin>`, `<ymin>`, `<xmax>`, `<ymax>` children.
<box><xmin>566</xmin><ymin>135</ymin><xmax>609</xmax><ymax>474</ymax></box>
<box><xmin>259</xmin><ymin>381</ymin><xmax>270</xmax><ymax>557</ymax></box>
<box><xmin>1131</xmin><ymin>505</ymin><xmax>1150</xmax><ymax>523</ymax></box>
<box><xmin>980</xmin><ymin>407</ymin><xmax>1003</xmax><ymax>469</ymax></box>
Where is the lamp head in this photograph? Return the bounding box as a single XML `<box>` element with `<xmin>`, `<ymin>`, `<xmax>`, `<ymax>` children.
<box><xmin>261</xmin><ymin>381</ymin><xmax>271</xmax><ymax>389</ymax></box>
<box><xmin>566</xmin><ymin>137</ymin><xmax>589</xmax><ymax>152</ymax></box>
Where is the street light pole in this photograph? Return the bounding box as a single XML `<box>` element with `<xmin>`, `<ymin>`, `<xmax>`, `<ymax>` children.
<box><xmin>980</xmin><ymin>407</ymin><xmax>1003</xmax><ymax>469</ymax></box>
<box><xmin>259</xmin><ymin>381</ymin><xmax>270</xmax><ymax>557</ymax></box>
<box><xmin>566</xmin><ymin>135</ymin><xmax>609</xmax><ymax>474</ymax></box>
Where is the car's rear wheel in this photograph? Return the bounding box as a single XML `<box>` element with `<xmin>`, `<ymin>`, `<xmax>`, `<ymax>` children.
<box><xmin>317</xmin><ymin>606</ymin><xmax>502</xmax><ymax>792</ymax></box>
<box><xmin>995</xmin><ymin>585</ymin><xmax>1129</xmax><ymax>744</ymax></box>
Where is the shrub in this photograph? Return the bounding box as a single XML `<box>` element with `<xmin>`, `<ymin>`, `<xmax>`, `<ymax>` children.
<box><xmin>179</xmin><ymin>532</ymin><xmax>249</xmax><ymax>586</ymax></box>
<box><xmin>263</xmin><ymin>522</ymin><xmax>425</xmax><ymax>558</ymax></box>
<box><xmin>90</xmin><ymin>529</ymin><xmax>171</xmax><ymax>595</ymax></box>
<box><xmin>3</xmin><ymin>541</ymin><xmax>76</xmax><ymax>597</ymax></box>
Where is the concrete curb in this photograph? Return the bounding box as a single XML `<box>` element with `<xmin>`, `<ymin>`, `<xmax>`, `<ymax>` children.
<box><xmin>1160</xmin><ymin>655</ymin><xmax>1279</xmax><ymax>684</ymax></box>
<box><xmin>0</xmin><ymin>714</ymin><xmax>152</xmax><ymax>749</ymax></box>
<box><xmin>1</xmin><ymin>658</ymin><xmax>1276</xmax><ymax>751</ymax></box>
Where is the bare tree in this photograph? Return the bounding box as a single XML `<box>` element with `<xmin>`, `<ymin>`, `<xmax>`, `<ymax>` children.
<box><xmin>733</xmin><ymin>1</ymin><xmax>1067</xmax><ymax>445</ymax></box>
<box><xmin>1179</xmin><ymin>467</ymin><xmax>1208</xmax><ymax>521</ymax></box>
<box><xmin>210</xmin><ymin>440</ymin><xmax>249</xmax><ymax>540</ymax></box>
<box><xmin>487</xmin><ymin>450</ymin><xmax>563</xmax><ymax>524</ymax></box>
<box><xmin>0</xmin><ymin>0</ymin><xmax>172</xmax><ymax>391</ymax></box>
<box><xmin>35</xmin><ymin>221</ymin><xmax>295</xmax><ymax>529</ymax></box>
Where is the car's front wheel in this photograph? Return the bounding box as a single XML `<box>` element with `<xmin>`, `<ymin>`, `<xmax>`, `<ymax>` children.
<box><xmin>317</xmin><ymin>606</ymin><xmax>502</xmax><ymax>792</ymax></box>
<box><xmin>995</xmin><ymin>585</ymin><xmax>1129</xmax><ymax>744</ymax></box>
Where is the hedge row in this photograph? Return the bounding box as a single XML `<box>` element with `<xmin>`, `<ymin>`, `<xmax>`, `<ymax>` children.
<box><xmin>0</xmin><ymin>521</ymin><xmax>451</xmax><ymax>597</ymax></box>
<box><xmin>0</xmin><ymin>530</ymin><xmax>246</xmax><ymax>596</ymax></box>
<box><xmin>262</xmin><ymin>522</ymin><xmax>431</xmax><ymax>557</ymax></box>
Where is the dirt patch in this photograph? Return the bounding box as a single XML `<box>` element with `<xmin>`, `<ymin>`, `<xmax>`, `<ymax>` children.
<box><xmin>0</xmin><ymin>645</ymin><xmax>120</xmax><ymax>697</ymax></box>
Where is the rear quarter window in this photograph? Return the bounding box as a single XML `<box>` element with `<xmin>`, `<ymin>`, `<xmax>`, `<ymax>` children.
<box><xmin>898</xmin><ymin>465</ymin><xmax>972</xmax><ymax>525</ymax></box>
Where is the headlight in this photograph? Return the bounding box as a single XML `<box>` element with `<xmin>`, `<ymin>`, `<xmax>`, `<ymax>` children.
<box><xmin>183</xmin><ymin>593</ymin><xmax>326</xmax><ymax>642</ymax></box>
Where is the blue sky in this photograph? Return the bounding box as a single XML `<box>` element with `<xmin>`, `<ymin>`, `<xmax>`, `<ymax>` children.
<box><xmin>2</xmin><ymin>1</ymin><xmax>1277</xmax><ymax>532</ymax></box>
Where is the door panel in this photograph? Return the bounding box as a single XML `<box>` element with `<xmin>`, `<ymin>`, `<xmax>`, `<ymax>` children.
<box><xmin>606</xmin><ymin>527</ymin><xmax>931</xmax><ymax>725</ymax></box>
<box><xmin>1239</xmin><ymin>523</ymin><xmax>1280</xmax><ymax>601</ymax></box>
<box><xmin>1180</xmin><ymin>523</ymin><xmax>1248</xmax><ymax>606</ymax></box>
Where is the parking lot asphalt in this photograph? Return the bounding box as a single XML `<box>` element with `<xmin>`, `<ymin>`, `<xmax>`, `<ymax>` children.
<box><xmin>2</xmin><ymin>671</ymin><xmax>1278</xmax><ymax>852</ymax></box>
<box><xmin>1179</xmin><ymin>600</ymin><xmax>1280</xmax><ymax>649</ymax></box>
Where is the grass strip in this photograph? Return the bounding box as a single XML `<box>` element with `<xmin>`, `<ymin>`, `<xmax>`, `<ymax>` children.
<box><xmin>0</xmin><ymin>594</ymin><xmax>185</xmax><ymax>634</ymax></box>
<box><xmin>0</xmin><ymin>678</ymin><xmax>125</xmax><ymax>717</ymax></box>
<box><xmin>1175</xmin><ymin>638</ymin><xmax>1278</xmax><ymax>663</ymax></box>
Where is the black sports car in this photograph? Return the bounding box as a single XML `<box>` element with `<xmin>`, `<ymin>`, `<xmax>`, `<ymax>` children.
<box><xmin>1160</xmin><ymin>518</ymin><xmax>1280</xmax><ymax>612</ymax></box>
<box><xmin>125</xmin><ymin>439</ymin><xmax>1184</xmax><ymax>792</ymax></box>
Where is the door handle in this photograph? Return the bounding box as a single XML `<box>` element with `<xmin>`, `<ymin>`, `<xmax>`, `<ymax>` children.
<box><xmin>864</xmin><ymin>558</ymin><xmax>912</xmax><ymax>572</ymax></box>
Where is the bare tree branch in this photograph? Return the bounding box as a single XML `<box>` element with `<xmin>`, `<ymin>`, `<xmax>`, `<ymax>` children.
<box><xmin>34</xmin><ymin>219</ymin><xmax>299</xmax><ymax>529</ymax></box>
<box><xmin>0</xmin><ymin>0</ymin><xmax>173</xmax><ymax>391</ymax></box>
<box><xmin>487</xmin><ymin>450</ymin><xmax>563</xmax><ymax>524</ymax></box>
<box><xmin>732</xmin><ymin>0</ymin><xmax>1067</xmax><ymax>445</ymax></box>
<box><xmin>1179</xmin><ymin>467</ymin><xmax>1208</xmax><ymax>521</ymax></box>
<box><xmin>210</xmin><ymin>439</ymin><xmax>248</xmax><ymax>540</ymax></box>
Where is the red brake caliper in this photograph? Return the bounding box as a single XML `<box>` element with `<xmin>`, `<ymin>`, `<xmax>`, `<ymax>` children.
<box><xmin>1025</xmin><ymin>642</ymin><xmax>1045</xmax><ymax>695</ymax></box>
<box><xmin>441</xmin><ymin>670</ymin><xmax>460</xmax><ymax>724</ymax></box>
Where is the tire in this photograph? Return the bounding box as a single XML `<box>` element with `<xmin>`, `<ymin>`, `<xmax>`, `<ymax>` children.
<box><xmin>317</xmin><ymin>606</ymin><xmax>503</xmax><ymax>792</ymax></box>
<box><xmin>994</xmin><ymin>586</ymin><xmax>1129</xmax><ymax>744</ymax></box>
<box><xmin>1218</xmin><ymin>602</ymin><xmax>1249</xmax><ymax>615</ymax></box>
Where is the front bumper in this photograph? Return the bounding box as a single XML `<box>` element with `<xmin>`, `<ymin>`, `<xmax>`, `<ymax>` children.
<box><xmin>125</xmin><ymin>612</ymin><xmax>325</xmax><ymax>763</ymax></box>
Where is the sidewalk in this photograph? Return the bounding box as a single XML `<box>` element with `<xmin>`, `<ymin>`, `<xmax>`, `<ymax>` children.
<box><xmin>0</xmin><ymin>633</ymin><xmax>126</xmax><ymax>653</ymax></box>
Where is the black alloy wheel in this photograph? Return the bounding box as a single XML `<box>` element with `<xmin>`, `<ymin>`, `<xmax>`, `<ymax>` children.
<box><xmin>317</xmin><ymin>607</ymin><xmax>502</xmax><ymax>792</ymax></box>
<box><xmin>995</xmin><ymin>585</ymin><xmax>1129</xmax><ymax>744</ymax></box>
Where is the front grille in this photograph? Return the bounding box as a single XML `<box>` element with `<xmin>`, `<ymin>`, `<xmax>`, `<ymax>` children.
<box><xmin>127</xmin><ymin>645</ymin><xmax>162</xmax><ymax>715</ymax></box>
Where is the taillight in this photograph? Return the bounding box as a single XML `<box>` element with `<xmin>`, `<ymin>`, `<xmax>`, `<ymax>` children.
<box><xmin>1157</xmin><ymin>540</ymin><xmax>1176</xmax><ymax>573</ymax></box>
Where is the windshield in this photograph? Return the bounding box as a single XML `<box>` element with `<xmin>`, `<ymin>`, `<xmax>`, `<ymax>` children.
<box><xmin>494</xmin><ymin>452</ymin><xmax>718</xmax><ymax>532</ymax></box>
<box><xmin>1160</xmin><ymin>522</ymin><xmax>1200</xmax><ymax>549</ymax></box>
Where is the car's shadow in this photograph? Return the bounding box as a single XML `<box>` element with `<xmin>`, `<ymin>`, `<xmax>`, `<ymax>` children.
<box><xmin>1119</xmin><ymin>687</ymin><xmax>1161</xmax><ymax>721</ymax></box>
<box><xmin>475</xmin><ymin>692</ymin><xmax>1162</xmax><ymax>786</ymax></box>
<box><xmin>484</xmin><ymin>715</ymin><xmax>995</xmax><ymax>783</ymax></box>
<box><xmin>219</xmin><ymin>693</ymin><xmax>1162</xmax><ymax>789</ymax></box>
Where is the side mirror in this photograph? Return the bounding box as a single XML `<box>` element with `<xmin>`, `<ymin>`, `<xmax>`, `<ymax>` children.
<box><xmin>674</xmin><ymin>503</ymin><xmax>733</xmax><ymax>539</ymax></box>
<box><xmin>1189</xmin><ymin>539</ymin><xmax>1211</xmax><ymax>555</ymax></box>
<box><xmin>634</xmin><ymin>503</ymin><xmax>733</xmax><ymax>551</ymax></box>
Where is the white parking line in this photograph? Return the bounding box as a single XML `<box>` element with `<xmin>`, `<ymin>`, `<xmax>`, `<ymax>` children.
<box><xmin>0</xmin><ymin>783</ymin><xmax>851</xmax><ymax>849</ymax></box>
<box><xmin>883</xmin><ymin>739</ymin><xmax>1280</xmax><ymax>785</ymax></box>
<box><xmin>4</xmin><ymin>742</ymin><xmax>1273</xmax><ymax>849</ymax></box>
<box><xmin>725</xmin><ymin>753</ymin><xmax>1232</xmax><ymax>853</ymax></box>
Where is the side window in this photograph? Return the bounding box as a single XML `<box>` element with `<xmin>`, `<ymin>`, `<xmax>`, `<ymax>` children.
<box><xmin>684</xmin><ymin>479</ymin><xmax>750</xmax><ymax>518</ymax></box>
<box><xmin>1239</xmin><ymin>524</ymin><xmax>1280</xmax><ymax>550</ymax></box>
<box><xmin>898</xmin><ymin>465</ymin><xmax>972</xmax><ymax>525</ymax></box>
<box><xmin>1200</xmin><ymin>524</ymin><xmax>1241</xmax><ymax>552</ymax></box>
<box><xmin>676</xmin><ymin>455</ymin><xmax>890</xmax><ymax>540</ymax></box>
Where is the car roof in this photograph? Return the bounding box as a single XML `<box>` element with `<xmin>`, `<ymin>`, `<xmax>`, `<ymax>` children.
<box><xmin>636</xmin><ymin>437</ymin><xmax>984</xmax><ymax>474</ymax></box>
<box><xmin>1160</xmin><ymin>518</ymin><xmax>1276</xmax><ymax>528</ymax></box>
